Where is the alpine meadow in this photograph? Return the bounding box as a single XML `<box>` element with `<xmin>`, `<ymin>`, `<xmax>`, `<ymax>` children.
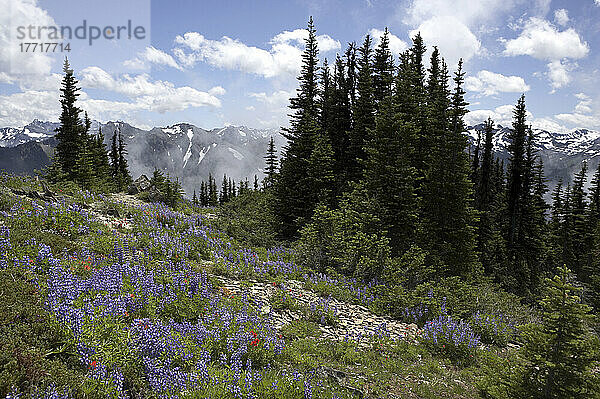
<box><xmin>1</xmin><ymin>1</ymin><xmax>600</xmax><ymax>398</ymax></box>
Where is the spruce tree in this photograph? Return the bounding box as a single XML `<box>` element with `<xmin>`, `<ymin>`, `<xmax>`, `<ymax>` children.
<box><xmin>418</xmin><ymin>59</ymin><xmax>478</xmax><ymax>277</ymax></box>
<box><xmin>264</xmin><ymin>136</ymin><xmax>278</xmax><ymax>188</ymax></box>
<box><xmin>220</xmin><ymin>174</ymin><xmax>228</xmax><ymax>204</ymax></box>
<box><xmin>254</xmin><ymin>175</ymin><xmax>259</xmax><ymax>191</ymax></box>
<box><xmin>571</xmin><ymin>162</ymin><xmax>589</xmax><ymax>279</ymax></box>
<box><xmin>53</xmin><ymin>57</ymin><xmax>84</xmax><ymax>180</ymax></box>
<box><xmin>372</xmin><ymin>28</ymin><xmax>395</xmax><ymax>107</ymax></box>
<box><xmin>275</xmin><ymin>17</ymin><xmax>320</xmax><ymax>238</ymax></box>
<box><xmin>208</xmin><ymin>174</ymin><xmax>218</xmax><ymax>206</ymax></box>
<box><xmin>91</xmin><ymin>126</ymin><xmax>112</xmax><ymax>191</ymax></box>
<box><xmin>477</xmin><ymin>118</ymin><xmax>503</xmax><ymax>276</ymax></box>
<box><xmin>117</xmin><ymin>128</ymin><xmax>133</xmax><ymax>191</ymax></box>
<box><xmin>327</xmin><ymin>54</ymin><xmax>352</xmax><ymax>195</ymax></box>
<box><xmin>348</xmin><ymin>34</ymin><xmax>375</xmax><ymax>184</ymax></box>
<box><xmin>110</xmin><ymin>131</ymin><xmax>119</xmax><ymax>182</ymax></box>
<box><xmin>308</xmin><ymin>130</ymin><xmax>336</xmax><ymax>207</ymax></box>
<box><xmin>510</xmin><ymin>266</ymin><xmax>599</xmax><ymax>398</ymax></box>
<box><xmin>361</xmin><ymin>96</ymin><xmax>418</xmax><ymax>257</ymax></box>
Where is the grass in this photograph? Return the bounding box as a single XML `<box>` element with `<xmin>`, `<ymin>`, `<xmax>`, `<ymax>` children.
<box><xmin>0</xmin><ymin>174</ymin><xmax>539</xmax><ymax>398</ymax></box>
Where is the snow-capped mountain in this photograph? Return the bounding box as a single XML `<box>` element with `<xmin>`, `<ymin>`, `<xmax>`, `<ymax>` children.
<box><xmin>0</xmin><ymin>119</ymin><xmax>59</xmax><ymax>147</ymax></box>
<box><xmin>2</xmin><ymin>119</ymin><xmax>599</xmax><ymax>197</ymax></box>
<box><xmin>0</xmin><ymin>120</ymin><xmax>285</xmax><ymax>196</ymax></box>
<box><xmin>102</xmin><ymin>122</ymin><xmax>286</xmax><ymax>195</ymax></box>
<box><xmin>467</xmin><ymin>123</ymin><xmax>600</xmax><ymax>192</ymax></box>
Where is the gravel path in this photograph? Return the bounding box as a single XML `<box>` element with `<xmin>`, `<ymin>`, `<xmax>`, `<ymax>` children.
<box><xmin>215</xmin><ymin>275</ymin><xmax>421</xmax><ymax>345</ymax></box>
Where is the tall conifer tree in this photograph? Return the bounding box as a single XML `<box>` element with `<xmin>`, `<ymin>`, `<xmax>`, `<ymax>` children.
<box><xmin>54</xmin><ymin>58</ymin><xmax>84</xmax><ymax>180</ymax></box>
<box><xmin>275</xmin><ymin>17</ymin><xmax>321</xmax><ymax>238</ymax></box>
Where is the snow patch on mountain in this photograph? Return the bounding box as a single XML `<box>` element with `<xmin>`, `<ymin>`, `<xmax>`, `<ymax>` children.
<box><xmin>228</xmin><ymin>147</ymin><xmax>244</xmax><ymax>160</ymax></box>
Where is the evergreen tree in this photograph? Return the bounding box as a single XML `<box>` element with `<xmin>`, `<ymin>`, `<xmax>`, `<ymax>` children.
<box><xmin>477</xmin><ymin>118</ymin><xmax>504</xmax><ymax>276</ymax></box>
<box><xmin>327</xmin><ymin>54</ymin><xmax>352</xmax><ymax>195</ymax></box>
<box><xmin>193</xmin><ymin>190</ymin><xmax>198</xmax><ymax>205</ymax></box>
<box><xmin>74</xmin><ymin>132</ymin><xmax>95</xmax><ymax>187</ymax></box>
<box><xmin>53</xmin><ymin>57</ymin><xmax>84</xmax><ymax>180</ymax></box>
<box><xmin>361</xmin><ymin>96</ymin><xmax>418</xmax><ymax>257</ymax></box>
<box><xmin>478</xmin><ymin>118</ymin><xmax>495</xmax><ymax>211</ymax></box>
<box><xmin>418</xmin><ymin>59</ymin><xmax>478</xmax><ymax>277</ymax></box>
<box><xmin>110</xmin><ymin>131</ymin><xmax>119</xmax><ymax>180</ymax></box>
<box><xmin>199</xmin><ymin>181</ymin><xmax>208</xmax><ymax>206</ymax></box>
<box><xmin>264</xmin><ymin>136</ymin><xmax>278</xmax><ymax>188</ymax></box>
<box><xmin>275</xmin><ymin>17</ymin><xmax>320</xmax><ymax>238</ymax></box>
<box><xmin>509</xmin><ymin>266</ymin><xmax>598</xmax><ymax>398</ymax></box>
<box><xmin>208</xmin><ymin>174</ymin><xmax>218</xmax><ymax>206</ymax></box>
<box><xmin>372</xmin><ymin>28</ymin><xmax>395</xmax><ymax>107</ymax></box>
<box><xmin>348</xmin><ymin>34</ymin><xmax>375</xmax><ymax>184</ymax></box>
<box><xmin>571</xmin><ymin>162</ymin><xmax>589</xmax><ymax>279</ymax></box>
<box><xmin>308</xmin><ymin>130</ymin><xmax>336</xmax><ymax>207</ymax></box>
<box><xmin>220</xmin><ymin>174</ymin><xmax>229</xmax><ymax>204</ymax></box>
<box><xmin>585</xmin><ymin>163</ymin><xmax>600</xmax><ymax>283</ymax></box>
<box><xmin>117</xmin><ymin>128</ymin><xmax>133</xmax><ymax>191</ymax></box>
<box><xmin>91</xmin><ymin>126</ymin><xmax>112</xmax><ymax>190</ymax></box>
<box><xmin>254</xmin><ymin>175</ymin><xmax>259</xmax><ymax>191</ymax></box>
<box><xmin>408</xmin><ymin>33</ymin><xmax>428</xmax><ymax>175</ymax></box>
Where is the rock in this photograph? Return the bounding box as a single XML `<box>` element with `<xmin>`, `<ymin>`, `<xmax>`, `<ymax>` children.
<box><xmin>128</xmin><ymin>174</ymin><xmax>152</xmax><ymax>195</ymax></box>
<box><xmin>260</xmin><ymin>305</ymin><xmax>271</xmax><ymax>315</ymax></box>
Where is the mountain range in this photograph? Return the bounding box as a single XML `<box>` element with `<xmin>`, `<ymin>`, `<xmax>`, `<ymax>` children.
<box><xmin>1</xmin><ymin>120</ymin><xmax>598</xmax><ymax>197</ymax></box>
<box><xmin>0</xmin><ymin>120</ymin><xmax>286</xmax><ymax>196</ymax></box>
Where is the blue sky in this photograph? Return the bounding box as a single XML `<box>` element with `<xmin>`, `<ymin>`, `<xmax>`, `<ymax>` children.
<box><xmin>1</xmin><ymin>0</ymin><xmax>599</xmax><ymax>132</ymax></box>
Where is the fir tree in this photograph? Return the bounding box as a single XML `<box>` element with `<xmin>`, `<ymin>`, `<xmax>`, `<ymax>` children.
<box><xmin>361</xmin><ymin>96</ymin><xmax>418</xmax><ymax>257</ymax></box>
<box><xmin>53</xmin><ymin>57</ymin><xmax>84</xmax><ymax>180</ymax></box>
<box><xmin>418</xmin><ymin>59</ymin><xmax>478</xmax><ymax>277</ymax></box>
<box><xmin>91</xmin><ymin>126</ymin><xmax>112</xmax><ymax>190</ymax></box>
<box><xmin>275</xmin><ymin>17</ymin><xmax>321</xmax><ymax>238</ymax></box>
<box><xmin>110</xmin><ymin>131</ymin><xmax>119</xmax><ymax>181</ymax></box>
<box><xmin>208</xmin><ymin>174</ymin><xmax>218</xmax><ymax>206</ymax></box>
<box><xmin>264</xmin><ymin>136</ymin><xmax>278</xmax><ymax>188</ymax></box>
<box><xmin>348</xmin><ymin>34</ymin><xmax>375</xmax><ymax>184</ymax></box>
<box><xmin>308</xmin><ymin>130</ymin><xmax>336</xmax><ymax>207</ymax></box>
<box><xmin>571</xmin><ymin>162</ymin><xmax>589</xmax><ymax>279</ymax></box>
<box><xmin>220</xmin><ymin>174</ymin><xmax>229</xmax><ymax>204</ymax></box>
<box><xmin>510</xmin><ymin>266</ymin><xmax>599</xmax><ymax>398</ymax></box>
<box><xmin>372</xmin><ymin>28</ymin><xmax>395</xmax><ymax>107</ymax></box>
<box><xmin>117</xmin><ymin>128</ymin><xmax>133</xmax><ymax>191</ymax></box>
<box><xmin>327</xmin><ymin>54</ymin><xmax>352</xmax><ymax>196</ymax></box>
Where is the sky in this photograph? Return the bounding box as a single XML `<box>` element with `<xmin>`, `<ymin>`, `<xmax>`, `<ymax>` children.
<box><xmin>0</xmin><ymin>0</ymin><xmax>599</xmax><ymax>132</ymax></box>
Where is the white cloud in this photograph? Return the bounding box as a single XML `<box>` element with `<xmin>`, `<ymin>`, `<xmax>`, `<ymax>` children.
<box><xmin>555</xmin><ymin>112</ymin><xmax>600</xmax><ymax>129</ymax></box>
<box><xmin>79</xmin><ymin>67</ymin><xmax>223</xmax><ymax>113</ymax></box>
<box><xmin>465</xmin><ymin>70</ymin><xmax>530</xmax><ymax>96</ymax></box>
<box><xmin>369</xmin><ymin>28</ymin><xmax>408</xmax><ymax>55</ymax></box>
<box><xmin>410</xmin><ymin>16</ymin><xmax>481</xmax><ymax>67</ymax></box>
<box><xmin>124</xmin><ymin>46</ymin><xmax>182</xmax><ymax>70</ymax></box>
<box><xmin>0</xmin><ymin>0</ymin><xmax>57</xmax><ymax>84</ymax></box>
<box><xmin>0</xmin><ymin>90</ymin><xmax>59</xmax><ymax>127</ymax></box>
<box><xmin>81</xmin><ymin>67</ymin><xmax>225</xmax><ymax>112</ymax></box>
<box><xmin>596</xmin><ymin>0</ymin><xmax>600</xmax><ymax>6</ymax></box>
<box><xmin>553</xmin><ymin>9</ymin><xmax>569</xmax><ymax>26</ymax></box>
<box><xmin>249</xmin><ymin>90</ymin><xmax>292</xmax><ymax>107</ymax></box>
<box><xmin>208</xmin><ymin>86</ymin><xmax>226</xmax><ymax>96</ymax></box>
<box><xmin>465</xmin><ymin>103</ymin><xmax>533</xmax><ymax>127</ymax></box>
<box><xmin>404</xmin><ymin>0</ymin><xmax>517</xmax><ymax>28</ymax></box>
<box><xmin>173</xmin><ymin>29</ymin><xmax>340</xmax><ymax>78</ymax></box>
<box><xmin>552</xmin><ymin>93</ymin><xmax>600</xmax><ymax>129</ymax></box>
<box><xmin>546</xmin><ymin>59</ymin><xmax>572</xmax><ymax>91</ymax></box>
<box><xmin>503</xmin><ymin>17</ymin><xmax>589</xmax><ymax>61</ymax></box>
